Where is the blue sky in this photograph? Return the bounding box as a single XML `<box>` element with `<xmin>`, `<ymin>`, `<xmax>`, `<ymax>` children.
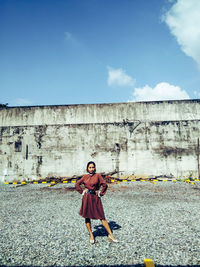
<box><xmin>1</xmin><ymin>0</ymin><xmax>200</xmax><ymax>106</ymax></box>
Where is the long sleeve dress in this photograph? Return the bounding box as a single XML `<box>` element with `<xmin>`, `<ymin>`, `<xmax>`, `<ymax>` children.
<box><xmin>75</xmin><ymin>173</ymin><xmax>108</xmax><ymax>220</ymax></box>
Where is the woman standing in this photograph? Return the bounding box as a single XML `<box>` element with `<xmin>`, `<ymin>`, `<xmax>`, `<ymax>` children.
<box><xmin>75</xmin><ymin>161</ymin><xmax>118</xmax><ymax>244</ymax></box>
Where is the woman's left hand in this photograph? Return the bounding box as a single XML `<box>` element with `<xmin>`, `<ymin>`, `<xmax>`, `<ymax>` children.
<box><xmin>96</xmin><ymin>191</ymin><xmax>101</xmax><ymax>197</ymax></box>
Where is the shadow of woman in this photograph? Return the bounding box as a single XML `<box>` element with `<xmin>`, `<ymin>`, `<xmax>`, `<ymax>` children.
<box><xmin>93</xmin><ymin>220</ymin><xmax>121</xmax><ymax>238</ymax></box>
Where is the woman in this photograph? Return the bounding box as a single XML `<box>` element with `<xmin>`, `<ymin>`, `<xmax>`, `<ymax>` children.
<box><xmin>75</xmin><ymin>161</ymin><xmax>118</xmax><ymax>244</ymax></box>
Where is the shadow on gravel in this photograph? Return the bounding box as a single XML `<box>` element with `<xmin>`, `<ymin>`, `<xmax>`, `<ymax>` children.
<box><xmin>93</xmin><ymin>220</ymin><xmax>121</xmax><ymax>238</ymax></box>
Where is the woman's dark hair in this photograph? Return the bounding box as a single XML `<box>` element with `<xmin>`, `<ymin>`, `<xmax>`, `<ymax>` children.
<box><xmin>86</xmin><ymin>161</ymin><xmax>96</xmax><ymax>173</ymax></box>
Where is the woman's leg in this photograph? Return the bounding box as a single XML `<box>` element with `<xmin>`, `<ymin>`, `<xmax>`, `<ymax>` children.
<box><xmin>85</xmin><ymin>218</ymin><xmax>94</xmax><ymax>241</ymax></box>
<box><xmin>101</xmin><ymin>219</ymin><xmax>117</xmax><ymax>240</ymax></box>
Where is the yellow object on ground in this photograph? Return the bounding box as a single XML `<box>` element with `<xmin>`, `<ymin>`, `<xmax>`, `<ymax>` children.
<box><xmin>144</xmin><ymin>259</ymin><xmax>155</xmax><ymax>267</ymax></box>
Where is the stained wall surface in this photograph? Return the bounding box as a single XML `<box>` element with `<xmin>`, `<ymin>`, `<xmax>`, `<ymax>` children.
<box><xmin>0</xmin><ymin>100</ymin><xmax>200</xmax><ymax>127</ymax></box>
<box><xmin>0</xmin><ymin>100</ymin><xmax>200</xmax><ymax>182</ymax></box>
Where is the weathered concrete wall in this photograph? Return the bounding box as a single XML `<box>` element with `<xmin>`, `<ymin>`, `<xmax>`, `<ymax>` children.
<box><xmin>0</xmin><ymin>99</ymin><xmax>200</xmax><ymax>127</ymax></box>
<box><xmin>0</xmin><ymin>104</ymin><xmax>200</xmax><ymax>182</ymax></box>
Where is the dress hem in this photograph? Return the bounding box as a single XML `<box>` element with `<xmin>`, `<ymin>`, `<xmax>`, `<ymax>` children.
<box><xmin>79</xmin><ymin>213</ymin><xmax>105</xmax><ymax>220</ymax></box>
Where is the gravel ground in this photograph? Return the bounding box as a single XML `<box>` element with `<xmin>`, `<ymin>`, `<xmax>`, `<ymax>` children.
<box><xmin>0</xmin><ymin>180</ymin><xmax>200</xmax><ymax>267</ymax></box>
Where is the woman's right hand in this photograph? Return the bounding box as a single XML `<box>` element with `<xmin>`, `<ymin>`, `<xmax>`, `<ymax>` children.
<box><xmin>82</xmin><ymin>188</ymin><xmax>88</xmax><ymax>196</ymax></box>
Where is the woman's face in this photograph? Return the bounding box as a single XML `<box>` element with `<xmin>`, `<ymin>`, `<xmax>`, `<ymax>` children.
<box><xmin>88</xmin><ymin>163</ymin><xmax>95</xmax><ymax>174</ymax></box>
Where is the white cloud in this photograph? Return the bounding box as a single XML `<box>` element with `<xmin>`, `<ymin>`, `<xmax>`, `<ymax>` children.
<box><xmin>65</xmin><ymin>32</ymin><xmax>73</xmax><ymax>41</ymax></box>
<box><xmin>64</xmin><ymin>31</ymin><xmax>79</xmax><ymax>46</ymax></box>
<box><xmin>194</xmin><ymin>90</ymin><xmax>200</xmax><ymax>98</ymax></box>
<box><xmin>11</xmin><ymin>98</ymin><xmax>33</xmax><ymax>106</ymax></box>
<box><xmin>163</xmin><ymin>0</ymin><xmax>200</xmax><ymax>65</ymax></box>
<box><xmin>130</xmin><ymin>82</ymin><xmax>190</xmax><ymax>102</ymax></box>
<box><xmin>107</xmin><ymin>67</ymin><xmax>135</xmax><ymax>87</ymax></box>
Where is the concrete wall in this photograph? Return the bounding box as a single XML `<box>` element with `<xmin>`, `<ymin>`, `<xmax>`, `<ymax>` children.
<box><xmin>0</xmin><ymin>99</ymin><xmax>200</xmax><ymax>127</ymax></box>
<box><xmin>0</xmin><ymin>100</ymin><xmax>200</xmax><ymax>182</ymax></box>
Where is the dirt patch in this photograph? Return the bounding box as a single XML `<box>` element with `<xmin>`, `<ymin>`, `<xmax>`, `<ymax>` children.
<box><xmin>40</xmin><ymin>186</ymin><xmax>76</xmax><ymax>193</ymax></box>
<box><xmin>108</xmin><ymin>184</ymin><xmax>130</xmax><ymax>192</ymax></box>
<box><xmin>192</xmin><ymin>186</ymin><xmax>200</xmax><ymax>195</ymax></box>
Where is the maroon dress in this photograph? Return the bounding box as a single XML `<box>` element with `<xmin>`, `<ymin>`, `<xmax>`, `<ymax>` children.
<box><xmin>75</xmin><ymin>173</ymin><xmax>108</xmax><ymax>219</ymax></box>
